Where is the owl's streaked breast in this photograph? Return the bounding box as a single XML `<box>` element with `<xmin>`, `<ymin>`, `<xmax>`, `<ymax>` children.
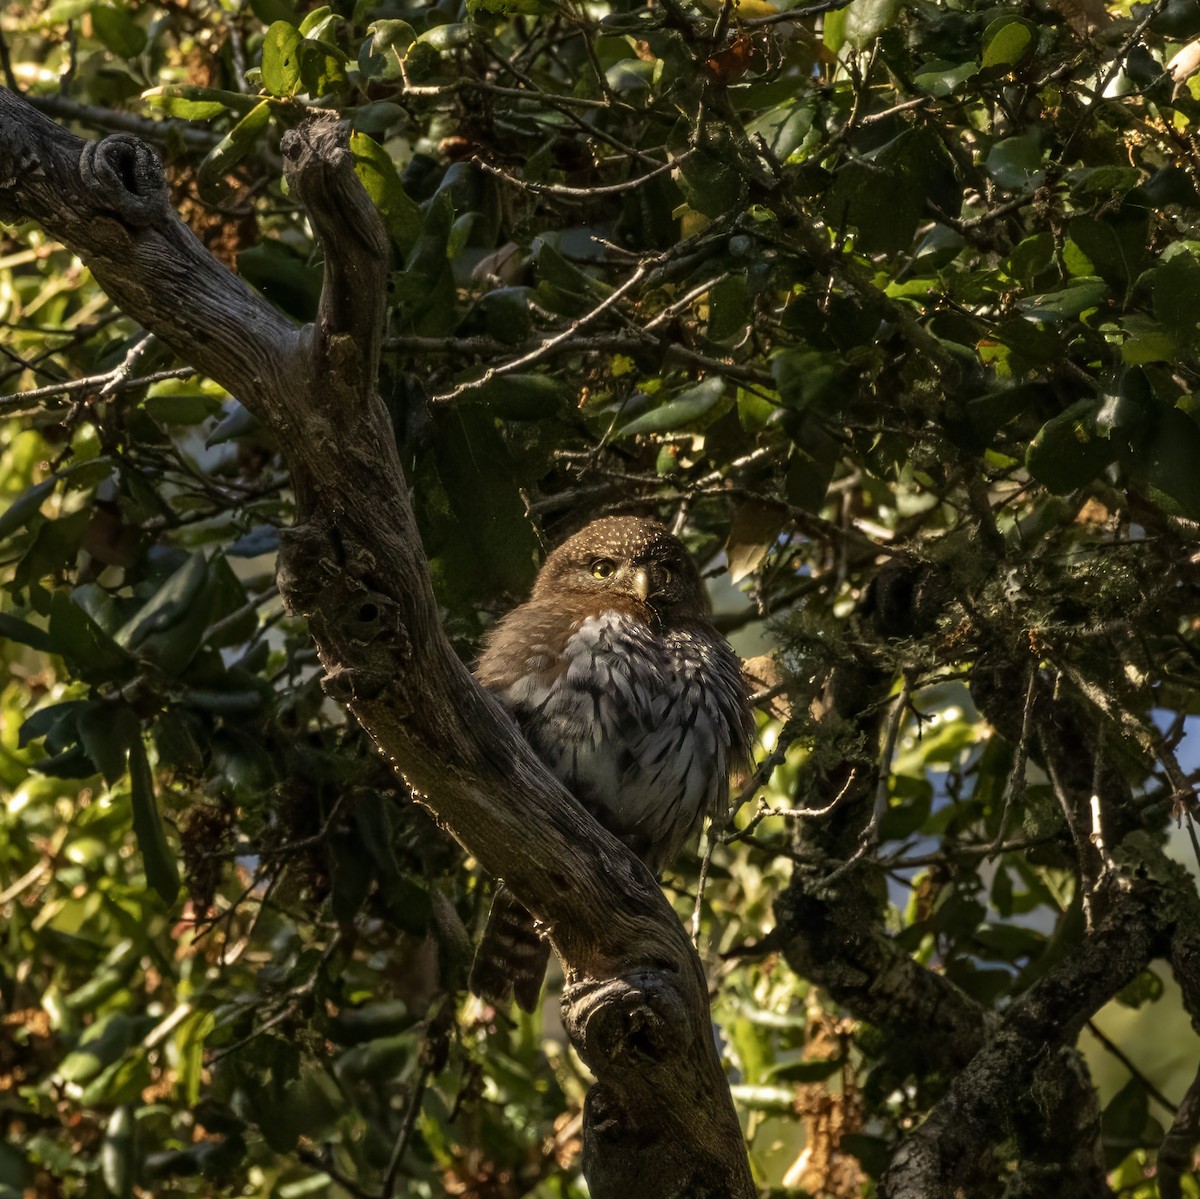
<box><xmin>492</xmin><ymin>610</ymin><xmax>748</xmax><ymax>871</ymax></box>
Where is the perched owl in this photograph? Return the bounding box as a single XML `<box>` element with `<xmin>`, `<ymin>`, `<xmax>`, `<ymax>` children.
<box><xmin>469</xmin><ymin>515</ymin><xmax>754</xmax><ymax>1011</ymax></box>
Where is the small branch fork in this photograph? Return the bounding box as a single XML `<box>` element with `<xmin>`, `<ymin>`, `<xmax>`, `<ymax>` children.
<box><xmin>0</xmin><ymin>88</ymin><xmax>753</xmax><ymax>1199</ymax></box>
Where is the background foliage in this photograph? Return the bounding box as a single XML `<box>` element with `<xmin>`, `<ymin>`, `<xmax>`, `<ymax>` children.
<box><xmin>2</xmin><ymin>0</ymin><xmax>1200</xmax><ymax>1194</ymax></box>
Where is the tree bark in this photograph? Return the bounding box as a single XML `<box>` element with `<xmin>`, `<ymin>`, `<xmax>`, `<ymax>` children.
<box><xmin>777</xmin><ymin>563</ymin><xmax>1200</xmax><ymax>1196</ymax></box>
<box><xmin>0</xmin><ymin>89</ymin><xmax>754</xmax><ymax>1199</ymax></box>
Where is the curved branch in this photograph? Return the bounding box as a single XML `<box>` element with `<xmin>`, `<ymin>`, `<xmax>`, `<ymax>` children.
<box><xmin>880</xmin><ymin>871</ymin><xmax>1168</xmax><ymax>1199</ymax></box>
<box><xmin>0</xmin><ymin>87</ymin><xmax>753</xmax><ymax>1199</ymax></box>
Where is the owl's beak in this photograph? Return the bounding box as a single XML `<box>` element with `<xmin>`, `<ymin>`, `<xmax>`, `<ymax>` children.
<box><xmin>630</xmin><ymin>567</ymin><xmax>651</xmax><ymax>601</ymax></box>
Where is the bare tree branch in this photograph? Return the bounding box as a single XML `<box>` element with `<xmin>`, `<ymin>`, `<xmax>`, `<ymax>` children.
<box><xmin>0</xmin><ymin>87</ymin><xmax>753</xmax><ymax>1199</ymax></box>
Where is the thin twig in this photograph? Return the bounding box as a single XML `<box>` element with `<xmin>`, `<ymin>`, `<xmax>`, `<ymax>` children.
<box><xmin>381</xmin><ymin>1060</ymin><xmax>433</xmax><ymax>1197</ymax></box>
<box><xmin>990</xmin><ymin>665</ymin><xmax>1037</xmax><ymax>856</ymax></box>
<box><xmin>1085</xmin><ymin>1019</ymin><xmax>1179</xmax><ymax>1117</ymax></box>
<box><xmin>0</xmin><ymin>365</ymin><xmax>196</xmax><ymax>413</ymax></box>
<box><xmin>433</xmin><ymin>264</ymin><xmax>649</xmax><ymax>403</ymax></box>
<box><xmin>98</xmin><ymin>332</ymin><xmax>156</xmax><ymax>397</ymax></box>
<box><xmin>818</xmin><ymin>681</ymin><xmax>910</xmax><ymax>888</ymax></box>
<box><xmin>474</xmin><ymin>152</ymin><xmax>682</xmax><ymax>200</ymax></box>
<box><xmin>742</xmin><ymin>0</ymin><xmax>855</xmax><ymax>28</ymax></box>
<box><xmin>295</xmin><ymin>1145</ymin><xmax>379</xmax><ymax>1199</ymax></box>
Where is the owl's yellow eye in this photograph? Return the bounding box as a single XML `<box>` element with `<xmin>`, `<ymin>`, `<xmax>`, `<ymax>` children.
<box><xmin>591</xmin><ymin>559</ymin><xmax>616</xmax><ymax>580</ymax></box>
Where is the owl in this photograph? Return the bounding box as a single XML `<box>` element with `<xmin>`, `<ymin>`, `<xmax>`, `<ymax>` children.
<box><xmin>469</xmin><ymin>515</ymin><xmax>754</xmax><ymax>1011</ymax></box>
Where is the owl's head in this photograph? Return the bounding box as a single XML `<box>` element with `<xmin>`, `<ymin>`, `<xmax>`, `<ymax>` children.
<box><xmin>532</xmin><ymin>516</ymin><xmax>710</xmax><ymax>620</ymax></box>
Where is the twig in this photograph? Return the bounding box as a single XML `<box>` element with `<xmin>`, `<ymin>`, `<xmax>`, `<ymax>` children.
<box><xmin>1184</xmin><ymin>810</ymin><xmax>1200</xmax><ymax>874</ymax></box>
<box><xmin>1085</xmin><ymin>1019</ymin><xmax>1179</xmax><ymax>1117</ymax></box>
<box><xmin>990</xmin><ymin>665</ymin><xmax>1037</xmax><ymax>856</ymax></box>
<box><xmin>742</xmin><ymin>0</ymin><xmax>855</xmax><ymax>28</ymax></box>
<box><xmin>818</xmin><ymin>681</ymin><xmax>909</xmax><ymax>888</ymax></box>
<box><xmin>98</xmin><ymin>332</ymin><xmax>156</xmax><ymax>397</ymax></box>
<box><xmin>882</xmin><ymin>835</ymin><xmax>1057</xmax><ymax>870</ymax></box>
<box><xmin>475</xmin><ymin>152</ymin><xmax>682</xmax><ymax>200</ymax></box>
<box><xmin>295</xmin><ymin>1145</ymin><xmax>379</xmax><ymax>1199</ymax></box>
<box><xmin>0</xmin><ymin>365</ymin><xmax>196</xmax><ymax>414</ymax></box>
<box><xmin>0</xmin><ymin>860</ymin><xmax>50</xmax><ymax>905</ymax></box>
<box><xmin>0</xmin><ymin>27</ymin><xmax>18</xmax><ymax>92</ymax></box>
<box><xmin>209</xmin><ymin>931</ymin><xmax>344</xmax><ymax>1063</ymax></box>
<box><xmin>1158</xmin><ymin>1062</ymin><xmax>1200</xmax><ymax>1199</ymax></box>
<box><xmin>381</xmin><ymin>1060</ymin><xmax>433</xmax><ymax>1197</ymax></box>
<box><xmin>29</xmin><ymin>91</ymin><xmax>222</xmax><ymax>149</ymax></box>
<box><xmin>724</xmin><ymin>768</ymin><xmax>858</xmax><ymax>847</ymax></box>
<box><xmin>432</xmin><ymin>264</ymin><xmax>649</xmax><ymax>402</ymax></box>
<box><xmin>1040</xmin><ymin>728</ymin><xmax>1103</xmax><ymax>930</ymax></box>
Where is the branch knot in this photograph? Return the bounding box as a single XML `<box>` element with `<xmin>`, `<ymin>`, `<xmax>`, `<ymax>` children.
<box><xmin>564</xmin><ymin>971</ymin><xmax>693</xmax><ymax>1069</ymax></box>
<box><xmin>79</xmin><ymin>135</ymin><xmax>167</xmax><ymax>228</ymax></box>
<box><xmin>277</xmin><ymin>523</ymin><xmax>413</xmax><ymax>709</ymax></box>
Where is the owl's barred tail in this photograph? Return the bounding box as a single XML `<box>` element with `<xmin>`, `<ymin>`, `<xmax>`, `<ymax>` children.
<box><xmin>469</xmin><ymin>885</ymin><xmax>550</xmax><ymax>1013</ymax></box>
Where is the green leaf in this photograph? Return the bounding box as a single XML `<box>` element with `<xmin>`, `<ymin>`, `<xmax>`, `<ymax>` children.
<box><xmin>534</xmin><ymin>240</ymin><xmax>608</xmax><ymax>313</ymax></box>
<box><xmin>471</xmin><ymin>373</ymin><xmax>567</xmax><ymax>420</ymax></box>
<box><xmin>350</xmin><ymin>131</ymin><xmax>421</xmax><ymax>252</ymax></box>
<box><xmin>90</xmin><ymin>4</ymin><xmax>147</xmax><ymax>57</ymax></box>
<box><xmin>826</xmin><ymin>126</ymin><xmax>958</xmax><ymax>254</ymax></box>
<box><xmin>1114</xmin><ymin>967</ymin><xmax>1164</xmax><ymax>1008</ymax></box>
<box><xmin>297</xmin><ymin>4</ymin><xmax>332</xmax><ymax>34</ymax></box>
<box><xmin>1101</xmin><ymin>1078</ymin><xmax>1149</xmax><ymax>1142</ymax></box>
<box><xmin>59</xmin><ymin>1013</ymin><xmax>140</xmax><ymax>1084</ymax></box>
<box><xmin>298</xmin><ymin>38</ymin><xmax>348</xmax><ymax>96</ymax></box>
<box><xmin>679</xmin><ymin>143</ymin><xmax>748</xmax><ymax>220</ymax></box>
<box><xmin>127</xmin><ymin>734</ymin><xmax>181</xmax><ymax>904</ymax></box>
<box><xmin>77</xmin><ymin>703</ymin><xmax>140</xmax><ymax>787</ymax></box>
<box><xmin>100</xmin><ymin>1105</ymin><xmax>136</xmax><ymax>1199</ymax></box>
<box><xmin>1153</xmin><ymin>250</ymin><xmax>1200</xmax><ymax>338</ymax></box>
<box><xmin>707</xmin><ymin>274</ymin><xmax>749</xmax><ymax>343</ymax></box>
<box><xmin>328</xmin><ymin>1000</ymin><xmax>417</xmax><ymax>1045</ymax></box>
<box><xmin>142</xmin><ymin>85</ymin><xmax>261</xmax><ymax>120</ymax></box>
<box><xmin>621</xmin><ymin>378</ymin><xmax>728</xmax><ymax>435</ymax></box>
<box><xmin>418</xmin><ymin>22</ymin><xmax>472</xmax><ymax>51</ymax></box>
<box><xmin>198</xmin><ymin>100</ymin><xmax>272</xmax><ymax>193</ymax></box>
<box><xmin>116</xmin><ymin>552</ymin><xmax>209</xmax><ymax>651</ymax></box>
<box><xmin>985</xmin><ymin>133</ymin><xmax>1044</xmax><ymax>191</ymax></box>
<box><xmin>1067</xmin><ymin>211</ymin><xmax>1149</xmax><ymax>287</ymax></box>
<box><xmin>1134</xmin><ymin>406</ymin><xmax>1200</xmax><ymax>519</ymax></box>
<box><xmin>769</xmin><ymin>1057</ymin><xmax>844</xmax><ymax>1083</ymax></box>
<box><xmin>725</xmin><ymin>500</ymin><xmax>787</xmax><ymax>584</ymax></box>
<box><xmin>844</xmin><ymin>0</ymin><xmax>903</xmax><ymax>47</ymax></box>
<box><xmin>48</xmin><ymin>591</ymin><xmax>134</xmax><ymax>681</ymax></box>
<box><xmin>980</xmin><ymin>17</ymin><xmax>1035</xmax><ymax>69</ymax></box>
<box><xmin>476</xmin><ymin>287</ymin><xmax>534</xmax><ymax>346</ymax></box>
<box><xmin>840</xmin><ymin>1133</ymin><xmax>891</xmax><ymax>1180</ymax></box>
<box><xmin>785</xmin><ymin>437</ymin><xmax>836</xmax><ymax>512</ymax></box>
<box><xmin>772</xmin><ymin>348</ymin><xmax>851</xmax><ymax>412</ymax></box>
<box><xmin>430</xmin><ymin>406</ymin><xmax>539</xmax><ymax>600</ymax></box>
<box><xmin>0</xmin><ymin>477</ymin><xmax>55</xmax><ymax>542</ymax></box>
<box><xmin>1003</xmin><ymin>233</ymin><xmax>1054</xmax><ymax>285</ymax></box>
<box><xmin>1018</xmin><ymin>280</ymin><xmax>1108</xmax><ymax>321</ymax></box>
<box><xmin>1025</xmin><ymin>399</ymin><xmax>1114</xmax><ymax>493</ymax></box>
<box><xmin>260</xmin><ymin>21</ymin><xmax>304</xmax><ymax>97</ymax></box>
<box><xmin>358</xmin><ymin>19</ymin><xmax>417</xmax><ymax>82</ymax></box>
<box><xmin>0</xmin><ymin>612</ymin><xmax>52</xmax><ymax>652</ymax></box>
<box><xmin>0</xmin><ymin>1143</ymin><xmax>29</xmax><ymax>1193</ymax></box>
<box><xmin>238</xmin><ymin>237</ymin><xmax>322</xmax><ymax>321</ymax></box>
<box><xmin>19</xmin><ymin>699</ymin><xmax>88</xmax><ymax>753</ymax></box>
<box><xmin>912</xmin><ymin>57</ymin><xmax>978</xmax><ymax>96</ymax></box>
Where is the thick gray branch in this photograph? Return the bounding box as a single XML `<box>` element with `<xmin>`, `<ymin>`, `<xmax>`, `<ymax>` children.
<box><xmin>0</xmin><ymin>87</ymin><xmax>752</xmax><ymax>1199</ymax></box>
<box><xmin>879</xmin><ymin>848</ymin><xmax>1191</xmax><ymax>1198</ymax></box>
